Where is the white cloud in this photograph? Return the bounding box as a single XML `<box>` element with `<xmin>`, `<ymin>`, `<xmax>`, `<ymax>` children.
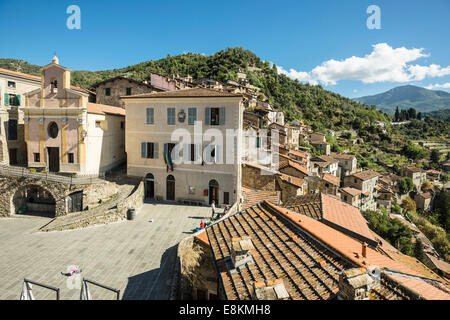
<box><xmin>425</xmin><ymin>82</ymin><xmax>450</xmax><ymax>90</ymax></box>
<box><xmin>277</xmin><ymin>43</ymin><xmax>450</xmax><ymax>86</ymax></box>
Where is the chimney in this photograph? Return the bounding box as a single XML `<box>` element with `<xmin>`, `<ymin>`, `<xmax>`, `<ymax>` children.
<box><xmin>362</xmin><ymin>242</ymin><xmax>367</xmax><ymax>258</ymax></box>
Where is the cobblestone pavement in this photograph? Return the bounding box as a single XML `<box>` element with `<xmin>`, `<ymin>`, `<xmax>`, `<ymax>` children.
<box><xmin>0</xmin><ymin>203</ymin><xmax>211</xmax><ymax>300</ymax></box>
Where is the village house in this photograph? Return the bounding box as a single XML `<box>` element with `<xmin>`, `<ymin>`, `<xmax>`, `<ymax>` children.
<box><xmin>330</xmin><ymin>152</ymin><xmax>358</xmax><ymax>178</ymax></box>
<box><xmin>278</xmin><ymin>173</ymin><xmax>308</xmax><ymax>203</ymax></box>
<box><xmin>321</xmin><ymin>173</ymin><xmax>340</xmax><ymax>195</ymax></box>
<box><xmin>92</xmin><ymin>74</ymin><xmax>176</xmax><ymax>108</ymax></box>
<box><xmin>122</xmin><ymin>88</ymin><xmax>244</xmax><ymax>206</ymax></box>
<box><xmin>288</xmin><ymin>149</ymin><xmax>310</xmax><ymax>171</ymax></box>
<box><xmin>309</xmin><ymin>132</ymin><xmax>331</xmax><ymax>155</ymax></box>
<box><xmin>415</xmin><ymin>192</ymin><xmax>433</xmax><ymax>211</ymax></box>
<box><xmin>343</xmin><ymin>170</ymin><xmax>380</xmax><ymax>211</ymax></box>
<box><xmin>20</xmin><ymin>57</ymin><xmax>125</xmax><ymax>175</ymax></box>
<box><xmin>340</xmin><ymin>187</ymin><xmax>362</xmax><ymax>208</ymax></box>
<box><xmin>442</xmin><ymin>160</ymin><xmax>450</xmax><ymax>172</ymax></box>
<box><xmin>401</xmin><ymin>166</ymin><xmax>427</xmax><ymax>189</ymax></box>
<box><xmin>285</xmin><ymin>124</ymin><xmax>301</xmax><ymax>149</ymax></box>
<box><xmin>376</xmin><ymin>187</ymin><xmax>396</xmax><ymax>212</ymax></box>
<box><xmin>278</xmin><ymin>159</ymin><xmax>309</xmax><ymax>179</ymax></box>
<box><xmin>310</xmin><ymin>155</ymin><xmax>339</xmax><ymax>177</ymax></box>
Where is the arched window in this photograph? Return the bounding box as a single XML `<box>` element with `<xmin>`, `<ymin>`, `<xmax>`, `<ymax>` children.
<box><xmin>48</xmin><ymin>122</ymin><xmax>59</xmax><ymax>139</ymax></box>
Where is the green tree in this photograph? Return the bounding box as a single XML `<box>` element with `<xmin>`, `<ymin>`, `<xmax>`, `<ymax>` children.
<box><xmin>398</xmin><ymin>177</ymin><xmax>415</xmax><ymax>194</ymax></box>
<box><xmin>430</xmin><ymin>149</ymin><xmax>440</xmax><ymax>164</ymax></box>
<box><xmin>414</xmin><ymin>239</ymin><xmax>425</xmax><ymax>262</ymax></box>
<box><xmin>395</xmin><ymin>106</ymin><xmax>400</xmax><ymax>122</ymax></box>
<box><xmin>417</xmin><ymin>112</ymin><xmax>422</xmax><ymax>121</ymax></box>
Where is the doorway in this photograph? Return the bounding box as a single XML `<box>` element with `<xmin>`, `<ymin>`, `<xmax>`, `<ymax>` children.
<box><xmin>47</xmin><ymin>147</ymin><xmax>60</xmax><ymax>172</ymax></box>
<box><xmin>166</xmin><ymin>175</ymin><xmax>175</xmax><ymax>201</ymax></box>
<box><xmin>69</xmin><ymin>191</ymin><xmax>83</xmax><ymax>213</ymax></box>
<box><xmin>9</xmin><ymin>148</ymin><xmax>17</xmax><ymax>165</ymax></box>
<box><xmin>145</xmin><ymin>173</ymin><xmax>155</xmax><ymax>200</ymax></box>
<box><xmin>209</xmin><ymin>180</ymin><xmax>219</xmax><ymax>205</ymax></box>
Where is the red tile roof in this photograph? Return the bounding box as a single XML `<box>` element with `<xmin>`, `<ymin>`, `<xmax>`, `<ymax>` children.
<box><xmin>340</xmin><ymin>187</ymin><xmax>362</xmax><ymax>197</ymax></box>
<box><xmin>121</xmin><ymin>87</ymin><xmax>242</xmax><ymax>99</ymax></box>
<box><xmin>207</xmin><ymin>201</ymin><xmax>450</xmax><ymax>300</ymax></box>
<box><xmin>322</xmin><ymin>173</ymin><xmax>340</xmax><ymax>186</ymax></box>
<box><xmin>279</xmin><ymin>174</ymin><xmax>306</xmax><ymax>188</ymax></box>
<box><xmin>352</xmin><ymin>170</ymin><xmax>380</xmax><ymax>181</ymax></box>
<box><xmin>278</xmin><ymin>160</ymin><xmax>309</xmax><ymax>176</ymax></box>
<box><xmin>265</xmin><ymin>201</ymin><xmax>450</xmax><ymax>300</ymax></box>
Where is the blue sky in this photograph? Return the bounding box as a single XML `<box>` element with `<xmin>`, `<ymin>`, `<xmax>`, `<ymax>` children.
<box><xmin>0</xmin><ymin>0</ymin><xmax>449</xmax><ymax>98</ymax></box>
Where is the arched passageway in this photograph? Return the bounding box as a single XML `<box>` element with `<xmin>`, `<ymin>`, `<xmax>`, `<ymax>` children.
<box><xmin>12</xmin><ymin>185</ymin><xmax>56</xmax><ymax>217</ymax></box>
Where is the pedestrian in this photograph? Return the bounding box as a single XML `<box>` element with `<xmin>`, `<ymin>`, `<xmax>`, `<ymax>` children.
<box><xmin>200</xmin><ymin>220</ymin><xmax>205</xmax><ymax>229</ymax></box>
<box><xmin>211</xmin><ymin>200</ymin><xmax>216</xmax><ymax>219</ymax></box>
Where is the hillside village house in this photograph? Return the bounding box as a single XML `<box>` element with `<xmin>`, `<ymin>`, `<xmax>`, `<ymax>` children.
<box><xmin>121</xmin><ymin>88</ymin><xmax>244</xmax><ymax>206</ymax></box>
<box><xmin>330</xmin><ymin>152</ymin><xmax>357</xmax><ymax>178</ymax></box>
<box><xmin>20</xmin><ymin>56</ymin><xmax>125</xmax><ymax>175</ymax></box>
<box><xmin>340</xmin><ymin>187</ymin><xmax>362</xmax><ymax>208</ymax></box>
<box><xmin>309</xmin><ymin>132</ymin><xmax>331</xmax><ymax>155</ymax></box>
<box><xmin>92</xmin><ymin>74</ymin><xmax>176</xmax><ymax>108</ymax></box>
<box><xmin>401</xmin><ymin>166</ymin><xmax>427</xmax><ymax>189</ymax></box>
<box><xmin>343</xmin><ymin>170</ymin><xmax>379</xmax><ymax>211</ymax></box>
<box><xmin>310</xmin><ymin>155</ymin><xmax>338</xmax><ymax>177</ymax></box>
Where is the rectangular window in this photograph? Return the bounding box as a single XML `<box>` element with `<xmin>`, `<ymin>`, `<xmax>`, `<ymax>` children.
<box><xmin>188</xmin><ymin>108</ymin><xmax>197</xmax><ymax>125</ymax></box>
<box><xmin>210</xmin><ymin>108</ymin><xmax>220</xmax><ymax>125</ymax></box>
<box><xmin>8</xmin><ymin>94</ymin><xmax>20</xmax><ymax>106</ymax></box>
<box><xmin>126</xmin><ymin>88</ymin><xmax>132</xmax><ymax>96</ymax></box>
<box><xmin>34</xmin><ymin>153</ymin><xmax>40</xmax><ymax>162</ymax></box>
<box><xmin>167</xmin><ymin>108</ymin><xmax>176</xmax><ymax>125</ymax></box>
<box><xmin>146</xmin><ymin>108</ymin><xmax>154</xmax><ymax>124</ymax></box>
<box><xmin>68</xmin><ymin>153</ymin><xmax>74</xmax><ymax>163</ymax></box>
<box><xmin>105</xmin><ymin>88</ymin><xmax>111</xmax><ymax>96</ymax></box>
<box><xmin>95</xmin><ymin>121</ymin><xmax>101</xmax><ymax>128</ymax></box>
<box><xmin>224</xmin><ymin>192</ymin><xmax>230</xmax><ymax>205</ymax></box>
<box><xmin>8</xmin><ymin>119</ymin><xmax>17</xmax><ymax>141</ymax></box>
<box><xmin>120</xmin><ymin>121</ymin><xmax>125</xmax><ymax>129</ymax></box>
<box><xmin>8</xmin><ymin>81</ymin><xmax>16</xmax><ymax>88</ymax></box>
<box><xmin>141</xmin><ymin>142</ymin><xmax>158</xmax><ymax>159</ymax></box>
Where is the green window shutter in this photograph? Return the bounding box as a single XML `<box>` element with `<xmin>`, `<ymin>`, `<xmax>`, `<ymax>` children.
<box><xmin>146</xmin><ymin>108</ymin><xmax>154</xmax><ymax>124</ymax></box>
<box><xmin>167</xmin><ymin>108</ymin><xmax>175</xmax><ymax>125</ymax></box>
<box><xmin>154</xmin><ymin>143</ymin><xmax>159</xmax><ymax>159</ymax></box>
<box><xmin>16</xmin><ymin>95</ymin><xmax>21</xmax><ymax>106</ymax></box>
<box><xmin>219</xmin><ymin>107</ymin><xmax>225</xmax><ymax>125</ymax></box>
<box><xmin>4</xmin><ymin>93</ymin><xmax>9</xmax><ymax>106</ymax></box>
<box><xmin>256</xmin><ymin>137</ymin><xmax>261</xmax><ymax>148</ymax></box>
<box><xmin>188</xmin><ymin>108</ymin><xmax>197</xmax><ymax>125</ymax></box>
<box><xmin>141</xmin><ymin>142</ymin><xmax>147</xmax><ymax>158</ymax></box>
<box><xmin>205</xmin><ymin>108</ymin><xmax>211</xmax><ymax>125</ymax></box>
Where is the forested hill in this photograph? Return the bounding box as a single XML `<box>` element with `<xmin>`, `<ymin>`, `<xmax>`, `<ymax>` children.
<box><xmin>1</xmin><ymin>47</ymin><xmax>388</xmax><ymax>131</ymax></box>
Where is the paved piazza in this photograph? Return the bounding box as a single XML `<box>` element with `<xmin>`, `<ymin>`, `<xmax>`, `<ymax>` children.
<box><xmin>0</xmin><ymin>203</ymin><xmax>211</xmax><ymax>300</ymax></box>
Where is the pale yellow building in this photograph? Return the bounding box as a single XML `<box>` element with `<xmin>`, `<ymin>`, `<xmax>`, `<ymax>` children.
<box><xmin>122</xmin><ymin>88</ymin><xmax>244</xmax><ymax>207</ymax></box>
<box><xmin>20</xmin><ymin>57</ymin><xmax>125</xmax><ymax>175</ymax></box>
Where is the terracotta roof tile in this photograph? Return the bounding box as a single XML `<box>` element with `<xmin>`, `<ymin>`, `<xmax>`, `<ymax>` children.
<box><xmin>340</xmin><ymin>187</ymin><xmax>362</xmax><ymax>197</ymax></box>
<box><xmin>279</xmin><ymin>174</ymin><xmax>306</xmax><ymax>188</ymax></box>
<box><xmin>121</xmin><ymin>87</ymin><xmax>242</xmax><ymax>99</ymax></box>
<box><xmin>322</xmin><ymin>173</ymin><xmax>340</xmax><ymax>186</ymax></box>
<box><xmin>86</xmin><ymin>102</ymin><xmax>125</xmax><ymax>116</ymax></box>
<box><xmin>242</xmin><ymin>188</ymin><xmax>280</xmax><ymax>210</ymax></box>
<box><xmin>351</xmin><ymin>170</ymin><xmax>380</xmax><ymax>181</ymax></box>
<box><xmin>278</xmin><ymin>160</ymin><xmax>309</xmax><ymax>176</ymax></box>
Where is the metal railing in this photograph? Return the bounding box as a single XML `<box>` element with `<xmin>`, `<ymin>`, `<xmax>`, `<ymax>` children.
<box><xmin>20</xmin><ymin>279</ymin><xmax>60</xmax><ymax>300</ymax></box>
<box><xmin>0</xmin><ymin>165</ymin><xmax>106</xmax><ymax>185</ymax></box>
<box><xmin>80</xmin><ymin>278</ymin><xmax>120</xmax><ymax>300</ymax></box>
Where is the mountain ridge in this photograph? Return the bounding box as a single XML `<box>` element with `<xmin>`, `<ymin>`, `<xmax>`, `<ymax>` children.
<box><xmin>354</xmin><ymin>85</ymin><xmax>450</xmax><ymax>114</ymax></box>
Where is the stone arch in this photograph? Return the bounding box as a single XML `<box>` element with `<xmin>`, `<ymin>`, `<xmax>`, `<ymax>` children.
<box><xmin>10</xmin><ymin>184</ymin><xmax>57</xmax><ymax>217</ymax></box>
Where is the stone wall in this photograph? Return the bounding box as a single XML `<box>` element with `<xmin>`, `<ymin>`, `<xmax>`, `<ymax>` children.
<box><xmin>0</xmin><ymin>175</ymin><xmax>122</xmax><ymax>217</ymax></box>
<box><xmin>95</xmin><ymin>78</ymin><xmax>155</xmax><ymax>108</ymax></box>
<box><xmin>242</xmin><ymin>165</ymin><xmax>278</xmax><ymax>191</ymax></box>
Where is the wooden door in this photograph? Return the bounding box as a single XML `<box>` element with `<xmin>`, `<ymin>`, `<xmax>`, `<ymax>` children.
<box><xmin>48</xmin><ymin>147</ymin><xmax>60</xmax><ymax>172</ymax></box>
